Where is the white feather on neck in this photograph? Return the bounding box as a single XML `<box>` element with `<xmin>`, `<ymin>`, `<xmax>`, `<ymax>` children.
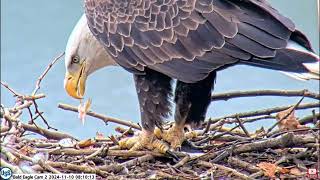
<box><xmin>65</xmin><ymin>14</ymin><xmax>117</xmax><ymax>76</ymax></box>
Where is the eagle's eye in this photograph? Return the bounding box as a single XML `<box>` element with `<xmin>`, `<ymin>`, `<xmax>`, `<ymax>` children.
<box><xmin>71</xmin><ymin>55</ymin><xmax>80</xmax><ymax>64</ymax></box>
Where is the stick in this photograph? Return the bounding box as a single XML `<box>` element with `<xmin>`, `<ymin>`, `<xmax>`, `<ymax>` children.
<box><xmin>98</xmin><ymin>154</ymin><xmax>155</xmax><ymax>174</ymax></box>
<box><xmin>21</xmin><ymin>123</ymin><xmax>76</xmax><ymax>140</ymax></box>
<box><xmin>9</xmin><ymin>149</ymin><xmax>61</xmax><ymax>174</ymax></box>
<box><xmin>46</xmin><ymin>161</ymin><xmax>109</xmax><ymax>177</ymax></box>
<box><xmin>77</xmin><ymin>145</ymin><xmax>109</xmax><ymax>163</ymax></box>
<box><xmin>299</xmin><ymin>112</ymin><xmax>320</xmax><ymax>125</ymax></box>
<box><xmin>227</xmin><ymin>157</ymin><xmax>260</xmax><ymax>173</ymax></box>
<box><xmin>0</xmin><ymin>81</ymin><xmax>22</xmax><ymax>97</ymax></box>
<box><xmin>58</xmin><ymin>103</ymin><xmax>141</xmax><ymax>130</ymax></box>
<box><xmin>208</xmin><ymin>102</ymin><xmax>319</xmax><ymax>124</ymax></box>
<box><xmin>121</xmin><ymin>154</ymin><xmax>154</xmax><ymax>167</ymax></box>
<box><xmin>32</xmin><ymin>52</ymin><xmax>65</xmax><ymax>95</ymax></box>
<box><xmin>266</xmin><ymin>96</ymin><xmax>305</xmax><ymax>134</ymax></box>
<box><xmin>197</xmin><ymin>160</ymin><xmax>253</xmax><ymax>180</ymax></box>
<box><xmin>33</xmin><ymin>100</ymin><xmax>57</xmax><ymax>130</ymax></box>
<box><xmin>233</xmin><ymin>133</ymin><xmax>315</xmax><ymax>154</ymax></box>
<box><xmin>173</xmin><ymin>155</ymin><xmax>190</xmax><ymax>168</ymax></box>
<box><xmin>49</xmin><ymin>148</ymin><xmax>162</xmax><ymax>157</ymax></box>
<box><xmin>0</xmin><ymin>158</ymin><xmax>24</xmax><ymax>174</ymax></box>
<box><xmin>199</xmin><ymin>132</ymin><xmax>315</xmax><ymax>161</ymax></box>
<box><xmin>211</xmin><ymin>89</ymin><xmax>319</xmax><ymax>101</ymax></box>
<box><xmin>235</xmin><ymin>116</ymin><xmax>250</xmax><ymax>137</ymax></box>
<box><xmin>0</xmin><ymin>91</ymin><xmax>46</xmax><ymax>101</ymax></box>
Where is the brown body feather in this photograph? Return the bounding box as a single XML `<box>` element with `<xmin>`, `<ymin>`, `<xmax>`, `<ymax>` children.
<box><xmin>84</xmin><ymin>0</ymin><xmax>318</xmax><ymax>131</ymax></box>
<box><xmin>84</xmin><ymin>0</ymin><xmax>315</xmax><ymax>83</ymax></box>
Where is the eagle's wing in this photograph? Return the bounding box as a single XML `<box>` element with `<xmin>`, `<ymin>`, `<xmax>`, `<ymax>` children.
<box><xmin>85</xmin><ymin>0</ymin><xmax>295</xmax><ymax>82</ymax></box>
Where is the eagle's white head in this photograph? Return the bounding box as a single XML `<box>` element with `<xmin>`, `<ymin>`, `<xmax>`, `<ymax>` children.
<box><xmin>64</xmin><ymin>14</ymin><xmax>117</xmax><ymax>99</ymax></box>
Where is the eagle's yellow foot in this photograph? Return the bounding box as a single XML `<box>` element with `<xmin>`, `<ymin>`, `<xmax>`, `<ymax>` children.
<box><xmin>118</xmin><ymin>130</ymin><xmax>168</xmax><ymax>153</ymax></box>
<box><xmin>154</xmin><ymin>123</ymin><xmax>195</xmax><ymax>150</ymax></box>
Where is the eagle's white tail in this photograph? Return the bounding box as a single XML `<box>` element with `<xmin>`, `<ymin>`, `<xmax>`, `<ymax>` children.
<box><xmin>281</xmin><ymin>40</ymin><xmax>320</xmax><ymax>80</ymax></box>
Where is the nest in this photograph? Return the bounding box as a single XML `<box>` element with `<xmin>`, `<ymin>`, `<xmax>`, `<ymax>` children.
<box><xmin>1</xmin><ymin>53</ymin><xmax>319</xmax><ymax>179</ymax></box>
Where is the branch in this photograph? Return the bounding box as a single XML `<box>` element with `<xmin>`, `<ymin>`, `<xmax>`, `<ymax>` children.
<box><xmin>299</xmin><ymin>112</ymin><xmax>320</xmax><ymax>125</ymax></box>
<box><xmin>8</xmin><ymin>149</ymin><xmax>61</xmax><ymax>174</ymax></box>
<box><xmin>208</xmin><ymin>102</ymin><xmax>319</xmax><ymax>124</ymax></box>
<box><xmin>199</xmin><ymin>132</ymin><xmax>315</xmax><ymax>161</ymax></box>
<box><xmin>211</xmin><ymin>89</ymin><xmax>319</xmax><ymax>101</ymax></box>
<box><xmin>0</xmin><ymin>158</ymin><xmax>24</xmax><ymax>174</ymax></box>
<box><xmin>233</xmin><ymin>133</ymin><xmax>315</xmax><ymax>154</ymax></box>
<box><xmin>49</xmin><ymin>148</ymin><xmax>162</xmax><ymax>157</ymax></box>
<box><xmin>58</xmin><ymin>103</ymin><xmax>141</xmax><ymax>130</ymax></box>
<box><xmin>266</xmin><ymin>96</ymin><xmax>305</xmax><ymax>134</ymax></box>
<box><xmin>45</xmin><ymin>161</ymin><xmax>109</xmax><ymax>177</ymax></box>
<box><xmin>227</xmin><ymin>157</ymin><xmax>260</xmax><ymax>173</ymax></box>
<box><xmin>0</xmin><ymin>81</ymin><xmax>22</xmax><ymax>97</ymax></box>
<box><xmin>21</xmin><ymin>123</ymin><xmax>76</xmax><ymax>140</ymax></box>
<box><xmin>197</xmin><ymin>160</ymin><xmax>252</xmax><ymax>180</ymax></box>
<box><xmin>32</xmin><ymin>52</ymin><xmax>65</xmax><ymax>95</ymax></box>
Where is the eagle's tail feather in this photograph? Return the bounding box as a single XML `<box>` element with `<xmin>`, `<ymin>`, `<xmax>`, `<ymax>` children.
<box><xmin>241</xmin><ymin>33</ymin><xmax>319</xmax><ymax>80</ymax></box>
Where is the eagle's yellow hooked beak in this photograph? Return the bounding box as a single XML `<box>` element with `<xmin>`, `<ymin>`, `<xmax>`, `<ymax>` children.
<box><xmin>64</xmin><ymin>62</ymin><xmax>87</xmax><ymax>99</ymax></box>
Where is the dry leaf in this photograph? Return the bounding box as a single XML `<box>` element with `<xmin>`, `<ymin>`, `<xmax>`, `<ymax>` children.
<box><xmin>279</xmin><ymin>167</ymin><xmax>290</xmax><ymax>174</ymax></box>
<box><xmin>276</xmin><ymin>107</ymin><xmax>306</xmax><ymax>130</ymax></box>
<box><xmin>78</xmin><ymin>138</ymin><xmax>95</xmax><ymax>148</ymax></box>
<box><xmin>78</xmin><ymin>98</ymin><xmax>92</xmax><ymax>125</ymax></box>
<box><xmin>257</xmin><ymin>162</ymin><xmax>290</xmax><ymax>178</ymax></box>
<box><xmin>115</xmin><ymin>127</ymin><xmax>127</xmax><ymax>134</ymax></box>
<box><xmin>289</xmin><ymin>167</ymin><xmax>303</xmax><ymax>176</ymax></box>
<box><xmin>257</xmin><ymin>162</ymin><xmax>278</xmax><ymax>178</ymax></box>
<box><xmin>19</xmin><ymin>146</ymin><xmax>36</xmax><ymax>156</ymax></box>
<box><xmin>251</xmin><ymin>126</ymin><xmax>266</xmax><ymax>138</ymax></box>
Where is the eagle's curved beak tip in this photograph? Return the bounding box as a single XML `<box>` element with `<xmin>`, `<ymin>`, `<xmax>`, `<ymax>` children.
<box><xmin>64</xmin><ymin>72</ymin><xmax>85</xmax><ymax>99</ymax></box>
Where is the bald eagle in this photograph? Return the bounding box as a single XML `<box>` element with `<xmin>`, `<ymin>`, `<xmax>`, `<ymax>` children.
<box><xmin>64</xmin><ymin>0</ymin><xmax>319</xmax><ymax>153</ymax></box>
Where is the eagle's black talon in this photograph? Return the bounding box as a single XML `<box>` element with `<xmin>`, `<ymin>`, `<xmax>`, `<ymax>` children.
<box><xmin>165</xmin><ymin>150</ymin><xmax>180</xmax><ymax>162</ymax></box>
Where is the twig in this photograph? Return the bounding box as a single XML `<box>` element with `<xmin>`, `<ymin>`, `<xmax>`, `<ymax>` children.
<box><xmin>0</xmin><ymin>81</ymin><xmax>22</xmax><ymax>97</ymax></box>
<box><xmin>32</xmin><ymin>52</ymin><xmax>65</xmax><ymax>95</ymax></box>
<box><xmin>266</xmin><ymin>96</ymin><xmax>305</xmax><ymax>134</ymax></box>
<box><xmin>208</xmin><ymin>102</ymin><xmax>319</xmax><ymax>124</ymax></box>
<box><xmin>268</xmin><ymin>127</ymin><xmax>319</xmax><ymax>138</ymax></box>
<box><xmin>21</xmin><ymin>123</ymin><xmax>76</xmax><ymax>140</ymax></box>
<box><xmin>9</xmin><ymin>149</ymin><xmax>61</xmax><ymax>174</ymax></box>
<box><xmin>46</xmin><ymin>161</ymin><xmax>109</xmax><ymax>177</ymax></box>
<box><xmin>0</xmin><ymin>158</ymin><xmax>24</xmax><ymax>174</ymax></box>
<box><xmin>33</xmin><ymin>100</ymin><xmax>57</xmax><ymax>130</ymax></box>
<box><xmin>233</xmin><ymin>133</ymin><xmax>315</xmax><ymax>154</ymax></box>
<box><xmin>299</xmin><ymin>112</ymin><xmax>320</xmax><ymax>125</ymax></box>
<box><xmin>197</xmin><ymin>160</ymin><xmax>252</xmax><ymax>180</ymax></box>
<box><xmin>121</xmin><ymin>154</ymin><xmax>154</xmax><ymax>167</ymax></box>
<box><xmin>235</xmin><ymin>116</ymin><xmax>250</xmax><ymax>137</ymax></box>
<box><xmin>227</xmin><ymin>157</ymin><xmax>260</xmax><ymax>173</ymax></box>
<box><xmin>198</xmin><ymin>132</ymin><xmax>315</xmax><ymax>161</ymax></box>
<box><xmin>23</xmin><ymin>94</ymin><xmax>46</xmax><ymax>101</ymax></box>
<box><xmin>155</xmin><ymin>170</ymin><xmax>186</xmax><ymax>180</ymax></box>
<box><xmin>98</xmin><ymin>154</ymin><xmax>155</xmax><ymax>174</ymax></box>
<box><xmin>72</xmin><ymin>144</ymin><xmax>108</xmax><ymax>163</ymax></box>
<box><xmin>49</xmin><ymin>148</ymin><xmax>162</xmax><ymax>157</ymax></box>
<box><xmin>58</xmin><ymin>103</ymin><xmax>141</xmax><ymax>130</ymax></box>
<box><xmin>210</xmin><ymin>125</ymin><xmax>240</xmax><ymax>140</ymax></box>
<box><xmin>9</xmin><ymin>101</ymin><xmax>33</xmax><ymax>113</ymax></box>
<box><xmin>0</xmin><ymin>81</ymin><xmax>45</xmax><ymax>100</ymax></box>
<box><xmin>173</xmin><ymin>155</ymin><xmax>190</xmax><ymax>168</ymax></box>
<box><xmin>211</xmin><ymin>89</ymin><xmax>319</xmax><ymax>101</ymax></box>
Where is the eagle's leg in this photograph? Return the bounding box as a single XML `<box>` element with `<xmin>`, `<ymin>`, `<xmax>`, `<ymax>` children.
<box><xmin>155</xmin><ymin>72</ymin><xmax>216</xmax><ymax>149</ymax></box>
<box><xmin>119</xmin><ymin>69</ymin><xmax>172</xmax><ymax>153</ymax></box>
